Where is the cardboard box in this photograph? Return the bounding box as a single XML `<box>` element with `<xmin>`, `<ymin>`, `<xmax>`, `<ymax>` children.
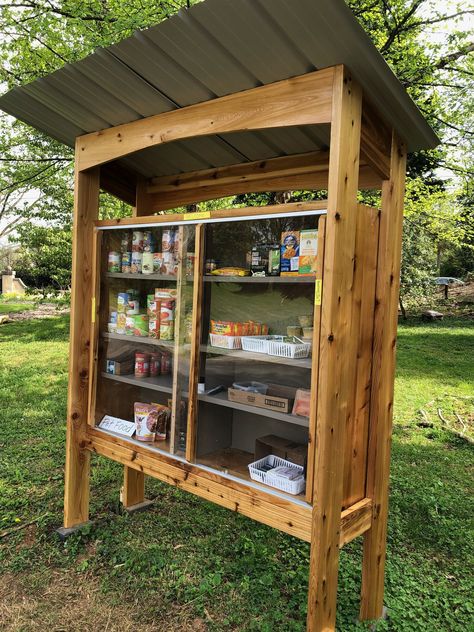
<box><xmin>280</xmin><ymin>230</ymin><xmax>300</xmax><ymax>274</ymax></box>
<box><xmin>255</xmin><ymin>435</ymin><xmax>307</xmax><ymax>467</ymax></box>
<box><xmin>228</xmin><ymin>383</ymin><xmax>296</xmax><ymax>414</ymax></box>
<box><xmin>299</xmin><ymin>229</ymin><xmax>318</xmax><ymax>275</ymax></box>
<box><xmin>106</xmin><ymin>351</ymin><xmax>134</xmax><ymax>376</ymax></box>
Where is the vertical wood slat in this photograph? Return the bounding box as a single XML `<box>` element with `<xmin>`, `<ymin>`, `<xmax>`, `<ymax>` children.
<box><xmin>360</xmin><ymin>133</ymin><xmax>407</xmax><ymax>620</ymax></box>
<box><xmin>305</xmin><ymin>216</ymin><xmax>327</xmax><ymax>504</ymax></box>
<box><xmin>186</xmin><ymin>224</ymin><xmax>205</xmax><ymax>463</ymax></box>
<box><xmin>64</xmin><ymin>164</ymin><xmax>100</xmax><ymax>529</ymax></box>
<box><xmin>307</xmin><ymin>67</ymin><xmax>362</xmax><ymax>632</ymax></box>
<box><xmin>87</xmin><ymin>229</ymin><xmax>102</xmax><ymax>427</ymax></box>
<box><xmin>342</xmin><ymin>206</ymin><xmax>380</xmax><ymax>507</ymax></box>
<box><xmin>122</xmin><ymin>466</ymin><xmax>146</xmax><ymax>507</ymax></box>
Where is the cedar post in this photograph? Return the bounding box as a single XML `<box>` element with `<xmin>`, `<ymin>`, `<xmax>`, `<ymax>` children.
<box><xmin>360</xmin><ymin>132</ymin><xmax>407</xmax><ymax>620</ymax></box>
<box><xmin>64</xmin><ymin>163</ymin><xmax>100</xmax><ymax>528</ymax></box>
<box><xmin>307</xmin><ymin>67</ymin><xmax>362</xmax><ymax>630</ymax></box>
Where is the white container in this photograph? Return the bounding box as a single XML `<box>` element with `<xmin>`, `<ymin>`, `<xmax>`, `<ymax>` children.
<box><xmin>209</xmin><ymin>333</ymin><xmax>242</xmax><ymax>349</ymax></box>
<box><xmin>248</xmin><ymin>455</ymin><xmax>305</xmax><ymax>495</ymax></box>
<box><xmin>267</xmin><ymin>337</ymin><xmax>311</xmax><ymax>359</ymax></box>
<box><xmin>241</xmin><ymin>335</ymin><xmax>281</xmax><ymax>354</ymax></box>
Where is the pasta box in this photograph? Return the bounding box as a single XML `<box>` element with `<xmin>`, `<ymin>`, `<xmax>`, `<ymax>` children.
<box><xmin>228</xmin><ymin>383</ymin><xmax>296</xmax><ymax>414</ymax></box>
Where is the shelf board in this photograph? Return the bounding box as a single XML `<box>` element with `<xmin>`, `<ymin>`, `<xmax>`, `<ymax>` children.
<box><xmin>197</xmin><ymin>448</ymin><xmax>306</xmax><ymax>501</ymax></box>
<box><xmin>204</xmin><ymin>275</ymin><xmax>316</xmax><ymax>284</ymax></box>
<box><xmin>102</xmin><ymin>332</ymin><xmax>175</xmax><ymax>348</ymax></box>
<box><xmin>101</xmin><ymin>371</ymin><xmax>173</xmax><ymax>394</ymax></box>
<box><xmin>107</xmin><ymin>272</ymin><xmax>177</xmax><ymax>281</ymax></box>
<box><xmin>202</xmin><ymin>345</ymin><xmax>312</xmax><ymax>369</ymax></box>
<box><xmin>199</xmin><ymin>391</ymin><xmax>309</xmax><ymax>427</ymax></box>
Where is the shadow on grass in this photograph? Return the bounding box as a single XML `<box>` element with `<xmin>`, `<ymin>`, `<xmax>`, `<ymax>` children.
<box><xmin>0</xmin><ymin>314</ymin><xmax>70</xmax><ymax>343</ymax></box>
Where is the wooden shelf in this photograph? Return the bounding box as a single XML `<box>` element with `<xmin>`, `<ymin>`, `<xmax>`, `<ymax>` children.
<box><xmin>199</xmin><ymin>391</ymin><xmax>309</xmax><ymax>427</ymax></box>
<box><xmin>202</xmin><ymin>345</ymin><xmax>312</xmax><ymax>369</ymax></box>
<box><xmin>204</xmin><ymin>275</ymin><xmax>316</xmax><ymax>284</ymax></box>
<box><xmin>102</xmin><ymin>332</ymin><xmax>175</xmax><ymax>348</ymax></box>
<box><xmin>101</xmin><ymin>372</ymin><xmax>173</xmax><ymax>394</ymax></box>
<box><xmin>197</xmin><ymin>447</ymin><xmax>306</xmax><ymax>501</ymax></box>
<box><xmin>107</xmin><ymin>272</ymin><xmax>177</xmax><ymax>281</ymax></box>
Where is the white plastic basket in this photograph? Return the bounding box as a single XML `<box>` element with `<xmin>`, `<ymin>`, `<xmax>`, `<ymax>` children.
<box><xmin>241</xmin><ymin>335</ymin><xmax>281</xmax><ymax>353</ymax></box>
<box><xmin>209</xmin><ymin>333</ymin><xmax>242</xmax><ymax>349</ymax></box>
<box><xmin>248</xmin><ymin>454</ymin><xmax>305</xmax><ymax>495</ymax></box>
<box><xmin>267</xmin><ymin>337</ymin><xmax>311</xmax><ymax>359</ymax></box>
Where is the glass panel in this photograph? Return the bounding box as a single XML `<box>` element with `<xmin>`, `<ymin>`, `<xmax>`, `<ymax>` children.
<box><xmin>92</xmin><ymin>224</ymin><xmax>195</xmax><ymax>457</ymax></box>
<box><xmin>194</xmin><ymin>214</ymin><xmax>321</xmax><ymax>499</ymax></box>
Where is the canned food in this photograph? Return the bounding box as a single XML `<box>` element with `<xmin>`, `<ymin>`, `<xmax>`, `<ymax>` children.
<box><xmin>142</xmin><ymin>251</ymin><xmax>154</xmax><ymax>275</ymax></box>
<box><xmin>135</xmin><ymin>352</ymin><xmax>150</xmax><ymax>378</ymax></box>
<box><xmin>126</xmin><ymin>299</ymin><xmax>140</xmax><ymax>315</ymax></box>
<box><xmin>162</xmin><ymin>229</ymin><xmax>174</xmax><ymax>253</ymax></box>
<box><xmin>149</xmin><ymin>352</ymin><xmax>161</xmax><ymax>377</ymax></box>
<box><xmin>163</xmin><ymin>252</ymin><xmax>176</xmax><ymax>276</ymax></box>
<box><xmin>125</xmin><ymin>315</ymin><xmax>135</xmax><ymax>335</ymax></box>
<box><xmin>149</xmin><ymin>318</ymin><xmax>160</xmax><ymax>339</ymax></box>
<box><xmin>160</xmin><ymin>299</ymin><xmax>175</xmax><ymax>324</ymax></box>
<box><xmin>110</xmin><ymin>311</ymin><xmax>118</xmax><ymax>324</ymax></box>
<box><xmin>160</xmin><ymin>351</ymin><xmax>172</xmax><ymax>374</ymax></box>
<box><xmin>132</xmin><ymin>231</ymin><xmax>144</xmax><ymax>252</ymax></box>
<box><xmin>120</xmin><ymin>232</ymin><xmax>132</xmax><ymax>253</ymax></box>
<box><xmin>143</xmin><ymin>231</ymin><xmax>155</xmax><ymax>252</ymax></box>
<box><xmin>186</xmin><ymin>253</ymin><xmax>196</xmax><ymax>276</ymax></box>
<box><xmin>116</xmin><ymin>312</ymin><xmax>127</xmax><ymax>334</ymax></box>
<box><xmin>108</xmin><ymin>251</ymin><xmax>121</xmax><ymax>273</ymax></box>
<box><xmin>121</xmin><ymin>252</ymin><xmax>132</xmax><ymax>274</ymax></box>
<box><xmin>159</xmin><ymin>321</ymin><xmax>174</xmax><ymax>340</ymax></box>
<box><xmin>205</xmin><ymin>259</ymin><xmax>217</xmax><ymax>273</ymax></box>
<box><xmin>153</xmin><ymin>253</ymin><xmax>164</xmax><ymax>274</ymax></box>
<box><xmin>131</xmin><ymin>252</ymin><xmax>143</xmax><ymax>274</ymax></box>
<box><xmin>117</xmin><ymin>293</ymin><xmax>130</xmax><ymax>313</ymax></box>
<box><xmin>131</xmin><ymin>314</ymin><xmax>149</xmax><ymax>337</ymax></box>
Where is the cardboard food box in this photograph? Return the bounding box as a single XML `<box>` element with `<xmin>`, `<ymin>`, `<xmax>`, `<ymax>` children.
<box><xmin>228</xmin><ymin>383</ymin><xmax>297</xmax><ymax>414</ymax></box>
<box><xmin>255</xmin><ymin>434</ymin><xmax>307</xmax><ymax>467</ymax></box>
<box><xmin>106</xmin><ymin>351</ymin><xmax>134</xmax><ymax>376</ymax></box>
<box><xmin>299</xmin><ymin>229</ymin><xmax>318</xmax><ymax>276</ymax></box>
<box><xmin>280</xmin><ymin>230</ymin><xmax>300</xmax><ymax>275</ymax></box>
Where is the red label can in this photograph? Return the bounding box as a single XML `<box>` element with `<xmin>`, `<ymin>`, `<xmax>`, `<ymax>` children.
<box><xmin>149</xmin><ymin>353</ymin><xmax>161</xmax><ymax>377</ymax></box>
<box><xmin>135</xmin><ymin>352</ymin><xmax>150</xmax><ymax>378</ymax></box>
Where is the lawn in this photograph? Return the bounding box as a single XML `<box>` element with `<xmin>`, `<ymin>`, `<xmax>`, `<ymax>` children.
<box><xmin>0</xmin><ymin>315</ymin><xmax>472</xmax><ymax>631</ymax></box>
<box><xmin>0</xmin><ymin>301</ymin><xmax>34</xmax><ymax>314</ymax></box>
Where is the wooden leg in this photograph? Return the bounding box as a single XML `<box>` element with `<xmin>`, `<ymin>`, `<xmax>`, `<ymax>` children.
<box><xmin>122</xmin><ymin>467</ymin><xmax>145</xmax><ymax>508</ymax></box>
<box><xmin>307</xmin><ymin>68</ymin><xmax>362</xmax><ymax>631</ymax></box>
<box><xmin>360</xmin><ymin>134</ymin><xmax>407</xmax><ymax>620</ymax></box>
<box><xmin>64</xmin><ymin>165</ymin><xmax>100</xmax><ymax>529</ymax></box>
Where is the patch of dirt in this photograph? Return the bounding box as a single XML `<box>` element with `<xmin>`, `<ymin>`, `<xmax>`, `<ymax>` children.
<box><xmin>7</xmin><ymin>304</ymin><xmax>69</xmax><ymax>321</ymax></box>
<box><xmin>0</xmin><ymin>571</ymin><xmax>209</xmax><ymax>632</ymax></box>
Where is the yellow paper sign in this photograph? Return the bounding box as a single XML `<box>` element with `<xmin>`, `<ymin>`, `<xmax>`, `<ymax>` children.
<box><xmin>183</xmin><ymin>210</ymin><xmax>211</xmax><ymax>221</ymax></box>
<box><xmin>91</xmin><ymin>296</ymin><xmax>96</xmax><ymax>323</ymax></box>
<box><xmin>314</xmin><ymin>279</ymin><xmax>322</xmax><ymax>306</ymax></box>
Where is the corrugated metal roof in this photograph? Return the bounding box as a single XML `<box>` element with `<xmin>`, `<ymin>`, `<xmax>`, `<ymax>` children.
<box><xmin>0</xmin><ymin>0</ymin><xmax>439</xmax><ymax>180</ymax></box>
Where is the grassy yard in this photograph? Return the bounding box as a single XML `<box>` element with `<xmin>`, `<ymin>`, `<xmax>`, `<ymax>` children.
<box><xmin>0</xmin><ymin>315</ymin><xmax>472</xmax><ymax>631</ymax></box>
<box><xmin>0</xmin><ymin>302</ymin><xmax>35</xmax><ymax>314</ymax></box>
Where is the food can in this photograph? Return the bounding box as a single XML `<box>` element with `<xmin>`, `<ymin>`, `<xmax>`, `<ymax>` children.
<box><xmin>108</xmin><ymin>251</ymin><xmax>121</xmax><ymax>273</ymax></box>
<box><xmin>132</xmin><ymin>314</ymin><xmax>149</xmax><ymax>337</ymax></box>
<box><xmin>155</xmin><ymin>288</ymin><xmax>177</xmax><ymax>300</ymax></box>
<box><xmin>134</xmin><ymin>352</ymin><xmax>150</xmax><ymax>378</ymax></box>
<box><xmin>159</xmin><ymin>321</ymin><xmax>174</xmax><ymax>340</ymax></box>
<box><xmin>160</xmin><ymin>351</ymin><xmax>172</xmax><ymax>374</ymax></box>
<box><xmin>162</xmin><ymin>229</ymin><xmax>174</xmax><ymax>253</ymax></box>
<box><xmin>131</xmin><ymin>252</ymin><xmax>143</xmax><ymax>274</ymax></box>
<box><xmin>117</xmin><ymin>293</ymin><xmax>130</xmax><ymax>313</ymax></box>
<box><xmin>107</xmin><ymin>322</ymin><xmax>117</xmax><ymax>333</ymax></box>
<box><xmin>125</xmin><ymin>315</ymin><xmax>135</xmax><ymax>335</ymax></box>
<box><xmin>172</xmin><ymin>230</ymin><xmax>179</xmax><ymax>254</ymax></box>
<box><xmin>186</xmin><ymin>253</ymin><xmax>196</xmax><ymax>276</ymax></box>
<box><xmin>149</xmin><ymin>318</ymin><xmax>160</xmax><ymax>339</ymax></box>
<box><xmin>120</xmin><ymin>232</ymin><xmax>132</xmax><ymax>253</ymax></box>
<box><xmin>132</xmin><ymin>231</ymin><xmax>144</xmax><ymax>252</ymax></box>
<box><xmin>160</xmin><ymin>299</ymin><xmax>175</xmax><ymax>324</ymax></box>
<box><xmin>110</xmin><ymin>311</ymin><xmax>118</xmax><ymax>324</ymax></box>
<box><xmin>153</xmin><ymin>253</ymin><xmax>164</xmax><ymax>274</ymax></box>
<box><xmin>143</xmin><ymin>230</ymin><xmax>155</xmax><ymax>252</ymax></box>
<box><xmin>116</xmin><ymin>312</ymin><xmax>127</xmax><ymax>334</ymax></box>
<box><xmin>121</xmin><ymin>252</ymin><xmax>132</xmax><ymax>274</ymax></box>
<box><xmin>205</xmin><ymin>259</ymin><xmax>217</xmax><ymax>273</ymax></box>
<box><xmin>163</xmin><ymin>252</ymin><xmax>176</xmax><ymax>276</ymax></box>
<box><xmin>126</xmin><ymin>299</ymin><xmax>140</xmax><ymax>315</ymax></box>
<box><xmin>149</xmin><ymin>352</ymin><xmax>161</xmax><ymax>377</ymax></box>
<box><xmin>142</xmin><ymin>251</ymin><xmax>154</xmax><ymax>275</ymax></box>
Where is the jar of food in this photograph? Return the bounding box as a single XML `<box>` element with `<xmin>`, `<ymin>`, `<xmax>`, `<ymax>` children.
<box><xmin>135</xmin><ymin>352</ymin><xmax>150</xmax><ymax>378</ymax></box>
<box><xmin>108</xmin><ymin>251</ymin><xmax>121</xmax><ymax>273</ymax></box>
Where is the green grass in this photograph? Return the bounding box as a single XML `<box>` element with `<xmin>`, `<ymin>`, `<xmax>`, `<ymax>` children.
<box><xmin>0</xmin><ymin>301</ymin><xmax>35</xmax><ymax>314</ymax></box>
<box><xmin>0</xmin><ymin>316</ymin><xmax>473</xmax><ymax>631</ymax></box>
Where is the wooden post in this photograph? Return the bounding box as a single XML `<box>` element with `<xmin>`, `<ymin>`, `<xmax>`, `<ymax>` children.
<box><xmin>360</xmin><ymin>132</ymin><xmax>407</xmax><ymax>621</ymax></box>
<box><xmin>307</xmin><ymin>67</ymin><xmax>362</xmax><ymax>631</ymax></box>
<box><xmin>64</xmin><ymin>163</ymin><xmax>100</xmax><ymax>528</ymax></box>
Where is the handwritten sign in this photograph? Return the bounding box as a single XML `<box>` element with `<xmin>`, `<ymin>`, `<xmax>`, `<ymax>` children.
<box><xmin>99</xmin><ymin>415</ymin><xmax>135</xmax><ymax>437</ymax></box>
<box><xmin>183</xmin><ymin>210</ymin><xmax>211</xmax><ymax>221</ymax></box>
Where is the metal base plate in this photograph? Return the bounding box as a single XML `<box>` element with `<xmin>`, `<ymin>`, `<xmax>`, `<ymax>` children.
<box><xmin>56</xmin><ymin>521</ymin><xmax>92</xmax><ymax>541</ymax></box>
<box><xmin>122</xmin><ymin>498</ymin><xmax>154</xmax><ymax>514</ymax></box>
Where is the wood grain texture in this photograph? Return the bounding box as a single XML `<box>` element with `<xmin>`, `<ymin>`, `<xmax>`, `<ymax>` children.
<box><xmin>64</xmin><ymin>163</ymin><xmax>100</xmax><ymax>529</ymax></box>
<box><xmin>342</xmin><ymin>205</ymin><xmax>380</xmax><ymax>507</ymax></box>
<box><xmin>85</xmin><ymin>426</ymin><xmax>372</xmax><ymax>545</ymax></box>
<box><xmin>360</xmin><ymin>133</ymin><xmax>407</xmax><ymax>621</ymax></box>
<box><xmin>100</xmin><ymin>162</ymin><xmax>137</xmax><ymax>205</ymax></box>
<box><xmin>95</xmin><ymin>201</ymin><xmax>328</xmax><ymax>228</ymax></box>
<box><xmin>307</xmin><ymin>67</ymin><xmax>363</xmax><ymax>632</ymax></box>
<box><xmin>305</xmin><ymin>216</ymin><xmax>326</xmax><ymax>504</ymax></box>
<box><xmin>186</xmin><ymin>224</ymin><xmax>205</xmax><ymax>463</ymax></box>
<box><xmin>77</xmin><ymin>68</ymin><xmax>336</xmax><ymax>170</ymax></box>
<box><xmin>86</xmin><ymin>228</ymin><xmax>101</xmax><ymax>428</ymax></box>
<box><xmin>360</xmin><ymin>98</ymin><xmax>392</xmax><ymax>180</ymax></box>
<box><xmin>143</xmin><ymin>153</ymin><xmax>381</xmax><ymax>213</ymax></box>
<box><xmin>122</xmin><ymin>467</ymin><xmax>145</xmax><ymax>508</ymax></box>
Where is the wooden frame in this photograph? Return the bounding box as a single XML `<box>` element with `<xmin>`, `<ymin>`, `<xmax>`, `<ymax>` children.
<box><xmin>64</xmin><ymin>64</ymin><xmax>406</xmax><ymax>632</ymax></box>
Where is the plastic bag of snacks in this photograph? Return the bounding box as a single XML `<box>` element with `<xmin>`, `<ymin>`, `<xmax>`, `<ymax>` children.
<box><xmin>151</xmin><ymin>403</ymin><xmax>171</xmax><ymax>441</ymax></box>
<box><xmin>134</xmin><ymin>402</ymin><xmax>158</xmax><ymax>442</ymax></box>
